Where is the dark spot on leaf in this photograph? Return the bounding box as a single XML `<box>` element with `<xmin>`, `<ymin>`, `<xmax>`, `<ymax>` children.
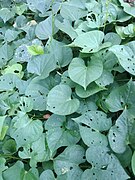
<box><xmin>113</xmin><ymin>139</ymin><xmax>115</xmax><ymax>142</ymax></box>
<box><xmin>127</xmin><ymin>58</ymin><xmax>131</xmax><ymax>61</ymax></box>
<box><xmin>24</xmin><ymin>138</ymin><xmax>26</xmax><ymax>141</ymax></box>
<box><xmin>30</xmin><ymin>148</ymin><xmax>33</xmax><ymax>152</ymax></box>
<box><xmin>14</xmin><ymin>70</ymin><xmax>19</xmax><ymax>73</ymax></box>
<box><xmin>89</xmin><ymin>49</ymin><xmax>93</xmax><ymax>52</ymax></box>
<box><xmin>82</xmin><ymin>30</ymin><xmax>86</xmax><ymax>33</ymax></box>
<box><xmin>80</xmin><ymin>123</ymin><xmax>90</xmax><ymax>128</ymax></box>
<box><xmin>93</xmin><ymin>173</ymin><xmax>95</xmax><ymax>175</ymax></box>
<box><xmin>70</xmin><ymin>167</ymin><xmax>73</xmax><ymax>170</ymax></box>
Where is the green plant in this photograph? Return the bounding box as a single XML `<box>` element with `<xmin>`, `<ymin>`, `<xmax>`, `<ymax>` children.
<box><xmin>0</xmin><ymin>0</ymin><xmax>135</xmax><ymax>179</ymax></box>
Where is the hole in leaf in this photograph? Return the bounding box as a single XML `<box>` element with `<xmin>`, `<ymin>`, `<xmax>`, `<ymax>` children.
<box><xmin>14</xmin><ymin>70</ymin><xmax>19</xmax><ymax>73</ymax></box>
<box><xmin>80</xmin><ymin>123</ymin><xmax>90</xmax><ymax>128</ymax></box>
<box><xmin>30</xmin><ymin>148</ymin><xmax>33</xmax><ymax>152</ymax></box>
<box><xmin>113</xmin><ymin>139</ymin><xmax>115</xmax><ymax>142</ymax></box>
<box><xmin>24</xmin><ymin>138</ymin><xmax>26</xmax><ymax>141</ymax></box>
<box><xmin>89</xmin><ymin>49</ymin><xmax>93</xmax><ymax>52</ymax></box>
<box><xmin>70</xmin><ymin>167</ymin><xmax>73</xmax><ymax>170</ymax></box>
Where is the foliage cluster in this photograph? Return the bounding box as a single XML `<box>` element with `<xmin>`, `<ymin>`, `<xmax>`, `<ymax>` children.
<box><xmin>0</xmin><ymin>0</ymin><xmax>135</xmax><ymax>179</ymax></box>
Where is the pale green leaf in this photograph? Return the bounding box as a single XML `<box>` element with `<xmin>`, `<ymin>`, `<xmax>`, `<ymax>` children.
<box><xmin>47</xmin><ymin>84</ymin><xmax>80</xmax><ymax>115</ymax></box>
<box><xmin>68</xmin><ymin>57</ymin><xmax>103</xmax><ymax>90</ymax></box>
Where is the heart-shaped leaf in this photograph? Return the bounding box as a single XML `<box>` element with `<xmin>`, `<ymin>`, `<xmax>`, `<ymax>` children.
<box><xmin>69</xmin><ymin>30</ymin><xmax>107</xmax><ymax>53</ymax></box>
<box><xmin>47</xmin><ymin>84</ymin><xmax>80</xmax><ymax>115</ymax></box>
<box><xmin>45</xmin><ymin>114</ymin><xmax>80</xmax><ymax>154</ymax></box>
<box><xmin>82</xmin><ymin>145</ymin><xmax>130</xmax><ymax>180</ymax></box>
<box><xmin>72</xmin><ymin>111</ymin><xmax>112</xmax><ymax>146</ymax></box>
<box><xmin>75</xmin><ymin>83</ymin><xmax>105</xmax><ymax>98</ymax></box>
<box><xmin>109</xmin><ymin>41</ymin><xmax>135</xmax><ymax>75</ymax></box>
<box><xmin>68</xmin><ymin>57</ymin><xmax>103</xmax><ymax>90</ymax></box>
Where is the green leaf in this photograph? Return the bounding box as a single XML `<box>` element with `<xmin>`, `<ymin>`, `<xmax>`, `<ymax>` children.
<box><xmin>68</xmin><ymin>57</ymin><xmax>103</xmax><ymax>90</ymax></box>
<box><xmin>119</xmin><ymin>0</ymin><xmax>135</xmax><ymax>17</ymax></box>
<box><xmin>19</xmin><ymin>97</ymin><xmax>33</xmax><ymax>112</ymax></box>
<box><xmin>0</xmin><ymin>74</ymin><xmax>26</xmax><ymax>93</ymax></box>
<box><xmin>82</xmin><ymin>145</ymin><xmax>130</xmax><ymax>180</ymax></box>
<box><xmin>60</xmin><ymin>0</ymin><xmax>88</xmax><ymax>21</ymax></box>
<box><xmin>10</xmin><ymin>112</ymin><xmax>43</xmax><ymax>148</ymax></box>
<box><xmin>27</xmin><ymin>45</ymin><xmax>44</xmax><ymax>55</ymax></box>
<box><xmin>27</xmin><ymin>0</ymin><xmax>51</xmax><ymax>14</ymax></box>
<box><xmin>45</xmin><ymin>114</ymin><xmax>80</xmax><ymax>154</ymax></box>
<box><xmin>105</xmin><ymin>80</ymin><xmax>135</xmax><ymax>112</ymax></box>
<box><xmin>108</xmin><ymin>110</ymin><xmax>128</xmax><ymax>153</ymax></box>
<box><xmin>2</xmin><ymin>161</ymin><xmax>25</xmax><ymax>180</ymax></box>
<box><xmin>69</xmin><ymin>30</ymin><xmax>106</xmax><ymax>53</ymax></box>
<box><xmin>72</xmin><ymin>111</ymin><xmax>112</xmax><ymax>146</ymax></box>
<box><xmin>15</xmin><ymin>45</ymin><xmax>32</xmax><ymax>62</ymax></box>
<box><xmin>116</xmin><ymin>146</ymin><xmax>132</xmax><ymax>168</ymax></box>
<box><xmin>2</xmin><ymin>139</ymin><xmax>17</xmax><ymax>154</ymax></box>
<box><xmin>54</xmin><ymin>145</ymin><xmax>85</xmax><ymax>179</ymax></box>
<box><xmin>4</xmin><ymin>29</ymin><xmax>20</xmax><ymax>42</ymax></box>
<box><xmin>40</xmin><ymin>170</ymin><xmax>55</xmax><ymax>180</ymax></box>
<box><xmin>47</xmin><ymin>84</ymin><xmax>80</xmax><ymax>115</ymax></box>
<box><xmin>55</xmin><ymin>19</ymin><xmax>77</xmax><ymax>40</ymax></box>
<box><xmin>46</xmin><ymin>39</ymin><xmax>73</xmax><ymax>68</ymax></box>
<box><xmin>19</xmin><ymin>134</ymin><xmax>50</xmax><ymax>167</ymax></box>
<box><xmin>14</xmin><ymin>4</ymin><xmax>27</xmax><ymax>15</ymax></box>
<box><xmin>0</xmin><ymin>157</ymin><xmax>7</xmax><ymax>180</ymax></box>
<box><xmin>132</xmin><ymin>151</ymin><xmax>135</xmax><ymax>176</ymax></box>
<box><xmin>95</xmin><ymin>70</ymin><xmax>114</xmax><ymax>87</ymax></box>
<box><xmin>0</xmin><ymin>116</ymin><xmax>8</xmax><ymax>140</ymax></box>
<box><xmin>104</xmin><ymin>32</ymin><xmax>121</xmax><ymax>45</ymax></box>
<box><xmin>2</xmin><ymin>64</ymin><xmax>24</xmax><ymax>78</ymax></box>
<box><xmin>35</xmin><ymin>16</ymin><xmax>58</xmax><ymax>40</ymax></box>
<box><xmin>109</xmin><ymin>41</ymin><xmax>135</xmax><ymax>75</ymax></box>
<box><xmin>25</xmin><ymin>77</ymin><xmax>50</xmax><ymax>111</ymax></box>
<box><xmin>76</xmin><ymin>97</ymin><xmax>97</xmax><ymax>114</ymax></box>
<box><xmin>27</xmin><ymin>54</ymin><xmax>56</xmax><ymax>78</ymax></box>
<box><xmin>75</xmin><ymin>83</ymin><xmax>105</xmax><ymax>98</ymax></box>
<box><xmin>0</xmin><ymin>43</ymin><xmax>13</xmax><ymax>68</ymax></box>
<box><xmin>0</xmin><ymin>8</ymin><xmax>15</xmax><ymax>23</ymax></box>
